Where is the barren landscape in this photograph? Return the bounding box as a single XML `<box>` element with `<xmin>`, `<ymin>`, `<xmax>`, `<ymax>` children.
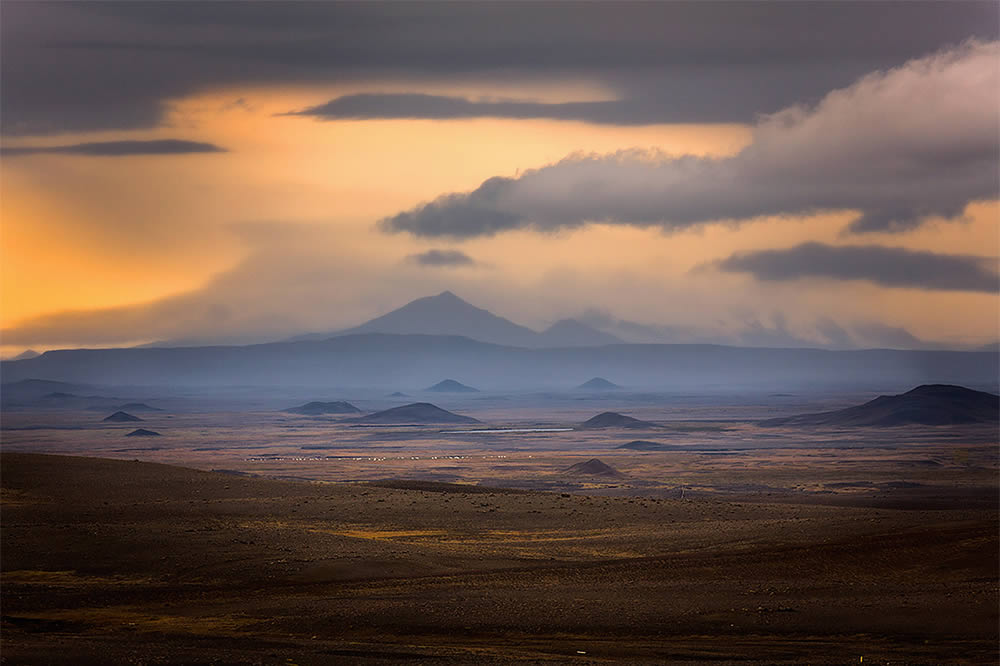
<box><xmin>4</xmin><ymin>4</ymin><xmax>1000</xmax><ymax>663</ymax></box>
<box><xmin>2</xmin><ymin>385</ymin><xmax>997</xmax><ymax>664</ymax></box>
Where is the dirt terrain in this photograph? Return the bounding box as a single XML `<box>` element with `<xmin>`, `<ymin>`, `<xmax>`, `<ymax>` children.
<box><xmin>3</xmin><ymin>451</ymin><xmax>996</xmax><ymax>664</ymax></box>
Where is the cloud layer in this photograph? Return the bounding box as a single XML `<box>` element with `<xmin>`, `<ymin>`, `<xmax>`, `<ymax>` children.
<box><xmin>288</xmin><ymin>92</ymin><xmax>754</xmax><ymax>125</ymax></box>
<box><xmin>407</xmin><ymin>249</ymin><xmax>476</xmax><ymax>267</ymax></box>
<box><xmin>380</xmin><ymin>40</ymin><xmax>999</xmax><ymax>238</ymax></box>
<box><xmin>0</xmin><ymin>139</ymin><xmax>226</xmax><ymax>157</ymax></box>
<box><xmin>3</xmin><ymin>2</ymin><xmax>995</xmax><ymax>134</ymax></box>
<box><xmin>714</xmin><ymin>242</ymin><xmax>999</xmax><ymax>293</ymax></box>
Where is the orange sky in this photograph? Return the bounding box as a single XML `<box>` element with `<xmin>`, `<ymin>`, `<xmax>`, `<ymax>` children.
<box><xmin>1</xmin><ymin>83</ymin><xmax>997</xmax><ymax>355</ymax></box>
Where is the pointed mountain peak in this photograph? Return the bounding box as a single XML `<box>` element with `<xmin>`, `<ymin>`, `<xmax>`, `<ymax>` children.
<box><xmin>578</xmin><ymin>377</ymin><xmax>620</xmax><ymax>390</ymax></box>
<box><xmin>328</xmin><ymin>290</ymin><xmax>539</xmax><ymax>347</ymax></box>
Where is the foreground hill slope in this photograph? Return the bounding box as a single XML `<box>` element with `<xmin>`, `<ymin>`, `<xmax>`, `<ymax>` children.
<box><xmin>762</xmin><ymin>384</ymin><xmax>1000</xmax><ymax>427</ymax></box>
<box><xmin>2</xmin><ymin>452</ymin><xmax>996</xmax><ymax>664</ymax></box>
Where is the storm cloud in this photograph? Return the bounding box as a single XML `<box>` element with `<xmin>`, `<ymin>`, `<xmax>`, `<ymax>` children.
<box><xmin>407</xmin><ymin>249</ymin><xmax>476</xmax><ymax>267</ymax></box>
<box><xmin>0</xmin><ymin>139</ymin><xmax>226</xmax><ymax>157</ymax></box>
<box><xmin>379</xmin><ymin>40</ymin><xmax>999</xmax><ymax>237</ymax></box>
<box><xmin>714</xmin><ymin>243</ymin><xmax>999</xmax><ymax>293</ymax></box>
<box><xmin>3</xmin><ymin>1</ymin><xmax>996</xmax><ymax>135</ymax></box>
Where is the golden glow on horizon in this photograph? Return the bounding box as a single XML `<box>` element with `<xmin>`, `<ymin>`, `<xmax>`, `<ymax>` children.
<box><xmin>1</xmin><ymin>83</ymin><xmax>997</xmax><ymax>354</ymax></box>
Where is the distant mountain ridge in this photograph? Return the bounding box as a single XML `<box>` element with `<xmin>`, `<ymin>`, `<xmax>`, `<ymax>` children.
<box><xmin>287</xmin><ymin>291</ymin><xmax>621</xmax><ymax>348</ymax></box>
<box><xmin>3</xmin><ymin>335</ymin><xmax>997</xmax><ymax>390</ymax></box>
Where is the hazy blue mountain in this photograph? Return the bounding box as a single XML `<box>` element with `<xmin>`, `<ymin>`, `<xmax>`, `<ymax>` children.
<box><xmin>291</xmin><ymin>291</ymin><xmax>539</xmax><ymax>347</ymax></box>
<box><xmin>1</xmin><ymin>378</ymin><xmax>96</xmax><ymax>403</ymax></box>
<box><xmin>287</xmin><ymin>292</ymin><xmax>621</xmax><ymax>348</ymax></box>
<box><xmin>8</xmin><ymin>349</ymin><xmax>40</xmax><ymax>361</ymax></box>
<box><xmin>426</xmin><ymin>379</ymin><xmax>479</xmax><ymax>393</ymax></box>
<box><xmin>578</xmin><ymin>377</ymin><xmax>620</xmax><ymax>390</ymax></box>
<box><xmin>536</xmin><ymin>319</ymin><xmax>622</xmax><ymax>347</ymax></box>
<box><xmin>2</xmin><ymin>335</ymin><xmax>997</xmax><ymax>392</ymax></box>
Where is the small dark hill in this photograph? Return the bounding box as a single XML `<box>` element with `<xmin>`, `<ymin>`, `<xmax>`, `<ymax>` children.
<box><xmin>41</xmin><ymin>392</ymin><xmax>77</xmax><ymax>400</ymax></box>
<box><xmin>761</xmin><ymin>384</ymin><xmax>1000</xmax><ymax>428</ymax></box>
<box><xmin>425</xmin><ymin>379</ymin><xmax>479</xmax><ymax>393</ymax></box>
<box><xmin>580</xmin><ymin>412</ymin><xmax>654</xmax><ymax>429</ymax></box>
<box><xmin>118</xmin><ymin>402</ymin><xmax>164</xmax><ymax>412</ymax></box>
<box><xmin>617</xmin><ymin>440</ymin><xmax>669</xmax><ymax>451</ymax></box>
<box><xmin>126</xmin><ymin>428</ymin><xmax>161</xmax><ymax>437</ymax></box>
<box><xmin>387</xmin><ymin>392</ymin><xmax>409</xmax><ymax>397</ymax></box>
<box><xmin>578</xmin><ymin>377</ymin><xmax>620</xmax><ymax>390</ymax></box>
<box><xmin>103</xmin><ymin>411</ymin><xmax>142</xmax><ymax>423</ymax></box>
<box><xmin>285</xmin><ymin>401</ymin><xmax>361</xmax><ymax>416</ymax></box>
<box><xmin>1</xmin><ymin>379</ymin><xmax>94</xmax><ymax>402</ymax></box>
<box><xmin>348</xmin><ymin>402</ymin><xmax>480</xmax><ymax>424</ymax></box>
<box><xmin>564</xmin><ymin>458</ymin><xmax>624</xmax><ymax>477</ymax></box>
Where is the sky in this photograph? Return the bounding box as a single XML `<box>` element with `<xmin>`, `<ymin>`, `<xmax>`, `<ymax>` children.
<box><xmin>1</xmin><ymin>1</ymin><xmax>998</xmax><ymax>356</ymax></box>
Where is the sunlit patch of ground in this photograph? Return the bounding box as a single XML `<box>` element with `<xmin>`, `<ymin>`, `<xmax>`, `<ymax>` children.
<box><xmin>2</xmin><ymin>570</ymin><xmax>156</xmax><ymax>587</ymax></box>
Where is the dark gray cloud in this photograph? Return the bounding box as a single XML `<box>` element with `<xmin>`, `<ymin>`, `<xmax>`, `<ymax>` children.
<box><xmin>0</xmin><ymin>139</ymin><xmax>225</xmax><ymax>157</ymax></box>
<box><xmin>286</xmin><ymin>88</ymin><xmax>805</xmax><ymax>125</ymax></box>
<box><xmin>288</xmin><ymin>94</ymin><xmax>644</xmax><ymax>125</ymax></box>
<box><xmin>3</xmin><ymin>1</ymin><xmax>996</xmax><ymax>134</ymax></box>
<box><xmin>715</xmin><ymin>242</ymin><xmax>999</xmax><ymax>293</ymax></box>
<box><xmin>407</xmin><ymin>249</ymin><xmax>476</xmax><ymax>267</ymax></box>
<box><xmin>379</xmin><ymin>41</ymin><xmax>999</xmax><ymax>236</ymax></box>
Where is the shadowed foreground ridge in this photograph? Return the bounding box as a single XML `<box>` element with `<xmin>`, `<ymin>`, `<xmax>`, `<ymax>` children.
<box><xmin>347</xmin><ymin>402</ymin><xmax>480</xmax><ymax>424</ymax></box>
<box><xmin>1</xmin><ymin>452</ymin><xmax>996</xmax><ymax>664</ymax></box>
<box><xmin>761</xmin><ymin>384</ymin><xmax>1000</xmax><ymax>427</ymax></box>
